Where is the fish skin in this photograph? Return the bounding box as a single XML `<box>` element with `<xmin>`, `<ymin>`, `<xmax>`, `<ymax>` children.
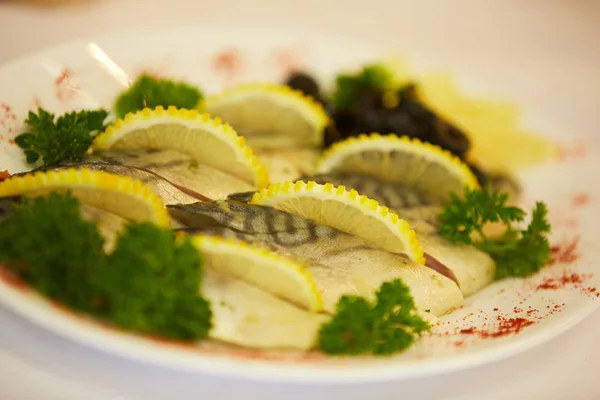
<box><xmin>226</xmin><ymin>172</ymin><xmax>436</xmax><ymax>209</ymax></box>
<box><xmin>224</xmin><ymin>179</ymin><xmax>496</xmax><ymax>297</ymax></box>
<box><xmin>170</xmin><ymin>200</ymin><xmax>464</xmax><ymax>316</ymax></box>
<box><xmin>23</xmin><ymin>149</ymin><xmax>255</xmax><ymax>205</ymax></box>
<box><xmin>0</xmin><ymin>198</ymin><xmax>323</xmax><ymax>350</ymax></box>
<box><xmin>392</xmin><ymin>206</ymin><xmax>496</xmax><ymax>296</ymax></box>
<box><xmin>302</xmin><ymin>172</ymin><xmax>436</xmax><ymax>209</ymax></box>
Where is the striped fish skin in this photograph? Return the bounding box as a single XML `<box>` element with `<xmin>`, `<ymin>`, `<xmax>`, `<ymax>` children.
<box><xmin>169</xmin><ymin>200</ymin><xmax>464</xmax><ymax>316</ymax></box>
<box><xmin>22</xmin><ymin>149</ymin><xmax>254</xmax><ymax>205</ymax></box>
<box><xmin>391</xmin><ymin>206</ymin><xmax>496</xmax><ymax>296</ymax></box>
<box><xmin>227</xmin><ymin>172</ymin><xmax>438</xmax><ymax>209</ymax></box>
<box><xmin>0</xmin><ymin>196</ymin><xmax>323</xmax><ymax>350</ymax></box>
<box><xmin>224</xmin><ymin>175</ymin><xmax>497</xmax><ymax>297</ymax></box>
<box><xmin>302</xmin><ymin>172</ymin><xmax>436</xmax><ymax>209</ymax></box>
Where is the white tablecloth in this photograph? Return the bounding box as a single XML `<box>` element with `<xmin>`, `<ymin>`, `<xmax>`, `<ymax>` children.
<box><xmin>1</xmin><ymin>1</ymin><xmax>599</xmax><ymax>398</ymax></box>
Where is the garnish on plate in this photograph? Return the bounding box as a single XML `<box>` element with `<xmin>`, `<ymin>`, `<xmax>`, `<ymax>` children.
<box><xmin>15</xmin><ymin>107</ymin><xmax>108</xmax><ymax>166</ymax></box>
<box><xmin>285</xmin><ymin>63</ymin><xmax>515</xmax><ymax>190</ymax></box>
<box><xmin>312</xmin><ymin>133</ymin><xmax>480</xmax><ymax>208</ymax></box>
<box><xmin>0</xmin><ymin>168</ymin><xmax>171</xmax><ymax>227</ymax></box>
<box><xmin>203</xmin><ymin>82</ymin><xmax>329</xmax><ymax>148</ymax></box>
<box><xmin>0</xmin><ymin>192</ymin><xmax>212</xmax><ymax>340</ymax></box>
<box><xmin>318</xmin><ymin>279</ymin><xmax>430</xmax><ymax>355</ymax></box>
<box><xmin>249</xmin><ymin>180</ymin><xmax>425</xmax><ymax>264</ymax></box>
<box><xmin>331</xmin><ymin>64</ymin><xmax>394</xmax><ymax>110</ymax></box>
<box><xmin>114</xmin><ymin>74</ymin><xmax>203</xmax><ymax>118</ymax></box>
<box><xmin>93</xmin><ymin>106</ymin><xmax>270</xmax><ymax>190</ymax></box>
<box><xmin>437</xmin><ymin>186</ymin><xmax>552</xmax><ymax>279</ymax></box>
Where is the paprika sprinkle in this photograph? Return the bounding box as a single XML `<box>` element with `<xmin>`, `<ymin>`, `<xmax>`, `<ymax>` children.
<box><xmin>212</xmin><ymin>49</ymin><xmax>243</xmax><ymax>81</ymax></box>
<box><xmin>549</xmin><ymin>237</ymin><xmax>581</xmax><ymax>266</ymax></box>
<box><xmin>572</xmin><ymin>193</ymin><xmax>590</xmax><ymax>207</ymax></box>
<box><xmin>459</xmin><ymin>315</ymin><xmax>535</xmax><ymax>339</ymax></box>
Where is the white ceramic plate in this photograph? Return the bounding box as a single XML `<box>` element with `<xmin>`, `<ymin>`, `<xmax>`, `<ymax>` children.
<box><xmin>0</xmin><ymin>25</ymin><xmax>598</xmax><ymax>384</ymax></box>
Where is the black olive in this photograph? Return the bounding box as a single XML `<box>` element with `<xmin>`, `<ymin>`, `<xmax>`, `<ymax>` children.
<box><xmin>323</xmin><ymin>124</ymin><xmax>342</xmax><ymax>147</ymax></box>
<box><xmin>429</xmin><ymin>119</ymin><xmax>470</xmax><ymax>159</ymax></box>
<box><xmin>401</xmin><ymin>100</ymin><xmax>435</xmax><ymax>122</ymax></box>
<box><xmin>331</xmin><ymin>110</ymin><xmax>361</xmax><ymax>138</ymax></box>
<box><xmin>380</xmin><ymin>109</ymin><xmax>428</xmax><ymax>139</ymax></box>
<box><xmin>489</xmin><ymin>173</ymin><xmax>522</xmax><ymax>200</ymax></box>
<box><xmin>285</xmin><ymin>72</ymin><xmax>321</xmax><ymax>101</ymax></box>
<box><xmin>350</xmin><ymin>87</ymin><xmax>385</xmax><ymax>113</ymax></box>
<box><xmin>467</xmin><ymin>162</ymin><xmax>489</xmax><ymax>186</ymax></box>
<box><xmin>356</xmin><ymin>110</ymin><xmax>389</xmax><ymax>134</ymax></box>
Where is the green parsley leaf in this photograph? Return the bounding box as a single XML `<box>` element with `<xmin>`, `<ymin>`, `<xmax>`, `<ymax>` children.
<box><xmin>15</xmin><ymin>108</ymin><xmax>109</xmax><ymax>167</ymax></box>
<box><xmin>97</xmin><ymin>223</ymin><xmax>212</xmax><ymax>340</ymax></box>
<box><xmin>0</xmin><ymin>193</ymin><xmax>105</xmax><ymax>311</ymax></box>
<box><xmin>438</xmin><ymin>187</ymin><xmax>552</xmax><ymax>279</ymax></box>
<box><xmin>0</xmin><ymin>193</ymin><xmax>212</xmax><ymax>341</ymax></box>
<box><xmin>438</xmin><ymin>187</ymin><xmax>525</xmax><ymax>245</ymax></box>
<box><xmin>331</xmin><ymin>64</ymin><xmax>394</xmax><ymax>109</ymax></box>
<box><xmin>114</xmin><ymin>74</ymin><xmax>203</xmax><ymax>118</ymax></box>
<box><xmin>318</xmin><ymin>279</ymin><xmax>430</xmax><ymax>356</ymax></box>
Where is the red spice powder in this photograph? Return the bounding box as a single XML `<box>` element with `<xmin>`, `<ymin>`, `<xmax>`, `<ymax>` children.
<box><xmin>0</xmin><ymin>267</ymin><xmax>28</xmax><ymax>291</ymax></box>
<box><xmin>572</xmin><ymin>193</ymin><xmax>590</xmax><ymax>207</ymax></box>
<box><xmin>55</xmin><ymin>68</ymin><xmax>71</xmax><ymax>86</ymax></box>
<box><xmin>536</xmin><ymin>271</ymin><xmax>586</xmax><ymax>291</ymax></box>
<box><xmin>54</xmin><ymin>68</ymin><xmax>79</xmax><ymax>101</ymax></box>
<box><xmin>0</xmin><ymin>170</ymin><xmax>10</xmax><ymax>181</ymax></box>
<box><xmin>32</xmin><ymin>96</ymin><xmax>41</xmax><ymax>109</ymax></box>
<box><xmin>212</xmin><ymin>49</ymin><xmax>243</xmax><ymax>81</ymax></box>
<box><xmin>0</xmin><ymin>103</ymin><xmax>17</xmax><ymax>135</ymax></box>
<box><xmin>558</xmin><ymin>140</ymin><xmax>587</xmax><ymax>160</ymax></box>
<box><xmin>460</xmin><ymin>315</ymin><xmax>535</xmax><ymax>339</ymax></box>
<box><xmin>549</xmin><ymin>237</ymin><xmax>581</xmax><ymax>266</ymax></box>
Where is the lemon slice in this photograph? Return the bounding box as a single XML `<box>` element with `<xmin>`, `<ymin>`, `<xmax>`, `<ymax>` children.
<box><xmin>202</xmin><ymin>83</ymin><xmax>329</xmax><ymax>148</ymax></box>
<box><xmin>250</xmin><ymin>180</ymin><xmax>425</xmax><ymax>264</ymax></box>
<box><xmin>316</xmin><ymin>133</ymin><xmax>479</xmax><ymax>202</ymax></box>
<box><xmin>93</xmin><ymin>106</ymin><xmax>269</xmax><ymax>188</ymax></box>
<box><xmin>190</xmin><ymin>234</ymin><xmax>322</xmax><ymax>312</ymax></box>
<box><xmin>0</xmin><ymin>168</ymin><xmax>169</xmax><ymax>226</ymax></box>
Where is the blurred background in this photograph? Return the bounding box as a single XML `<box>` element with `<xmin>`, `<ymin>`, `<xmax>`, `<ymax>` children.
<box><xmin>1</xmin><ymin>0</ymin><xmax>599</xmax><ymax>137</ymax></box>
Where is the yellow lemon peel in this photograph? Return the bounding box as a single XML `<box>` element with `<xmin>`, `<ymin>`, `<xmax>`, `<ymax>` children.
<box><xmin>250</xmin><ymin>180</ymin><xmax>425</xmax><ymax>264</ymax></box>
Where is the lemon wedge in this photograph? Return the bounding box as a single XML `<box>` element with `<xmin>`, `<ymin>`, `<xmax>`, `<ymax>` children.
<box><xmin>93</xmin><ymin>106</ymin><xmax>269</xmax><ymax>189</ymax></box>
<box><xmin>202</xmin><ymin>83</ymin><xmax>329</xmax><ymax>148</ymax></box>
<box><xmin>250</xmin><ymin>180</ymin><xmax>425</xmax><ymax>264</ymax></box>
<box><xmin>317</xmin><ymin>133</ymin><xmax>479</xmax><ymax>202</ymax></box>
<box><xmin>0</xmin><ymin>168</ymin><xmax>169</xmax><ymax>226</ymax></box>
<box><xmin>190</xmin><ymin>234</ymin><xmax>322</xmax><ymax>312</ymax></box>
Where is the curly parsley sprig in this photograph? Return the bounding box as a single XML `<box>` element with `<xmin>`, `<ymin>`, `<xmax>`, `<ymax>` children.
<box><xmin>331</xmin><ymin>64</ymin><xmax>394</xmax><ymax>109</ymax></box>
<box><xmin>114</xmin><ymin>74</ymin><xmax>203</xmax><ymax>118</ymax></box>
<box><xmin>318</xmin><ymin>279</ymin><xmax>430</xmax><ymax>355</ymax></box>
<box><xmin>15</xmin><ymin>108</ymin><xmax>108</xmax><ymax>167</ymax></box>
<box><xmin>0</xmin><ymin>193</ymin><xmax>212</xmax><ymax>341</ymax></box>
<box><xmin>438</xmin><ymin>186</ymin><xmax>552</xmax><ymax>279</ymax></box>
